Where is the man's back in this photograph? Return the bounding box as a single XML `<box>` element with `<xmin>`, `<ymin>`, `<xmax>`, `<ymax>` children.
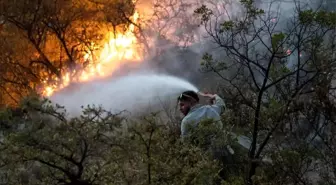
<box><xmin>181</xmin><ymin>94</ymin><xmax>225</xmax><ymax>137</ymax></box>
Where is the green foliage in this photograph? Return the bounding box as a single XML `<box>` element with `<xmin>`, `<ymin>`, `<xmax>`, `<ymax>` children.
<box><xmin>299</xmin><ymin>9</ymin><xmax>336</xmax><ymax>27</ymax></box>
<box><xmin>194</xmin><ymin>5</ymin><xmax>213</xmax><ymax>24</ymax></box>
<box><xmin>0</xmin><ymin>97</ymin><xmax>223</xmax><ymax>184</ymax></box>
<box><xmin>195</xmin><ymin>0</ymin><xmax>336</xmax><ymax>184</ymax></box>
<box><xmin>269</xmin><ymin>64</ymin><xmax>291</xmax><ymax>81</ymax></box>
<box><xmin>265</xmin><ymin>98</ymin><xmax>283</xmax><ymax>120</ymax></box>
<box><xmin>201</xmin><ymin>52</ymin><xmax>213</xmax><ymax>65</ymax></box>
<box><xmin>221</xmin><ymin>176</ymin><xmax>244</xmax><ymax>185</ymax></box>
<box><xmin>271</xmin><ymin>33</ymin><xmax>286</xmax><ymax>52</ymax></box>
<box><xmin>201</xmin><ymin>53</ymin><xmax>228</xmax><ymax>72</ymax></box>
<box><xmin>195</xmin><ymin>0</ymin><xmax>264</xmax><ymax>33</ymax></box>
<box><xmin>183</xmin><ymin>118</ymin><xmax>248</xmax><ymax>182</ymax></box>
<box><xmin>252</xmin><ymin>144</ymin><xmax>322</xmax><ymax>184</ymax></box>
<box><xmin>298</xmin><ymin>9</ymin><xmax>315</xmax><ymax>24</ymax></box>
<box><xmin>240</xmin><ymin>0</ymin><xmax>264</xmax><ymax>18</ymax></box>
<box><xmin>220</xmin><ymin>21</ymin><xmax>235</xmax><ymax>32</ymax></box>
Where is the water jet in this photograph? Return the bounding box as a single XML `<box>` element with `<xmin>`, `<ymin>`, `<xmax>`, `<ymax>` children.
<box><xmin>50</xmin><ymin>73</ymin><xmax>199</xmax><ymax>117</ymax></box>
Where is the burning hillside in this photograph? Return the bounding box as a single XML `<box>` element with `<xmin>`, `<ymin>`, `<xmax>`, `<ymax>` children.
<box><xmin>40</xmin><ymin>0</ymin><xmax>205</xmax><ymax>97</ymax></box>
<box><xmin>42</xmin><ymin>11</ymin><xmax>142</xmax><ymax>97</ymax></box>
<box><xmin>0</xmin><ymin>0</ymin><xmax>210</xmax><ymax>105</ymax></box>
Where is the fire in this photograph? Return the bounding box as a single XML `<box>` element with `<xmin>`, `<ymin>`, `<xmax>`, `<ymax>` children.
<box><xmin>42</xmin><ymin>11</ymin><xmax>141</xmax><ymax>97</ymax></box>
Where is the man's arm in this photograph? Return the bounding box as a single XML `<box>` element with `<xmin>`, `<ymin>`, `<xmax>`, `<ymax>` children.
<box><xmin>211</xmin><ymin>94</ymin><xmax>226</xmax><ymax>114</ymax></box>
<box><xmin>198</xmin><ymin>92</ymin><xmax>226</xmax><ymax>114</ymax></box>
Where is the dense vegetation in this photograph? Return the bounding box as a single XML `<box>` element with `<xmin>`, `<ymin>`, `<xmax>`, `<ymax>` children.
<box><xmin>0</xmin><ymin>0</ymin><xmax>336</xmax><ymax>184</ymax></box>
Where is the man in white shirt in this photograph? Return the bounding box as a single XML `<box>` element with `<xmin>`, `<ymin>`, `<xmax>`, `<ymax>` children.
<box><xmin>177</xmin><ymin>90</ymin><xmax>234</xmax><ymax>182</ymax></box>
<box><xmin>177</xmin><ymin>90</ymin><xmax>226</xmax><ymax>138</ymax></box>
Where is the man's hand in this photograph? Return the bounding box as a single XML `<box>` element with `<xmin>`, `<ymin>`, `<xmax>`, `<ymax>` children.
<box><xmin>198</xmin><ymin>91</ymin><xmax>216</xmax><ymax>104</ymax></box>
<box><xmin>198</xmin><ymin>91</ymin><xmax>216</xmax><ymax>98</ymax></box>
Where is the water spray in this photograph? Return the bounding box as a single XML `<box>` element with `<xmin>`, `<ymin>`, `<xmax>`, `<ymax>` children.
<box><xmin>50</xmin><ymin>73</ymin><xmax>199</xmax><ymax>117</ymax></box>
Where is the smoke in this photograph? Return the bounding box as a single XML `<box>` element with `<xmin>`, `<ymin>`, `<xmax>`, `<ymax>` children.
<box><xmin>46</xmin><ymin>0</ymin><xmax>211</xmax><ymax>117</ymax></box>
<box><xmin>46</xmin><ymin>0</ymin><xmax>237</xmax><ymax>116</ymax></box>
<box><xmin>49</xmin><ymin>0</ymin><xmax>330</xmax><ymax>117</ymax></box>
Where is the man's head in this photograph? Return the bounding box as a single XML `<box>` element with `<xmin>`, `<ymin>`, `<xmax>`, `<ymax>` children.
<box><xmin>177</xmin><ymin>90</ymin><xmax>199</xmax><ymax>116</ymax></box>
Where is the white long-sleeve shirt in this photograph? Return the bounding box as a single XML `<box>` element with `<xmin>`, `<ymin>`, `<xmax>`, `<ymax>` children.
<box><xmin>180</xmin><ymin>94</ymin><xmax>226</xmax><ymax>137</ymax></box>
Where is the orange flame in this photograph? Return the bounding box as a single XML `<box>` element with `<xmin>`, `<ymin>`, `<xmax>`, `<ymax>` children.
<box><xmin>42</xmin><ymin>11</ymin><xmax>141</xmax><ymax>97</ymax></box>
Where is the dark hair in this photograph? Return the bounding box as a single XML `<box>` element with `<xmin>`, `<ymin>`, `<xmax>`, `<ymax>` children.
<box><xmin>177</xmin><ymin>90</ymin><xmax>199</xmax><ymax>102</ymax></box>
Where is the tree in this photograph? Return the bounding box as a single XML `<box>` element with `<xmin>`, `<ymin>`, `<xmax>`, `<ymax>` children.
<box><xmin>0</xmin><ymin>96</ymin><xmax>221</xmax><ymax>184</ymax></box>
<box><xmin>194</xmin><ymin>0</ymin><xmax>336</xmax><ymax>184</ymax></box>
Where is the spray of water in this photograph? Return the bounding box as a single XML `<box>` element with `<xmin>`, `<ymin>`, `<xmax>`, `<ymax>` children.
<box><xmin>50</xmin><ymin>73</ymin><xmax>199</xmax><ymax>117</ymax></box>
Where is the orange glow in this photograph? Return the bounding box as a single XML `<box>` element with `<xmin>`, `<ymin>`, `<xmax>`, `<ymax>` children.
<box><xmin>42</xmin><ymin>11</ymin><xmax>142</xmax><ymax>97</ymax></box>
